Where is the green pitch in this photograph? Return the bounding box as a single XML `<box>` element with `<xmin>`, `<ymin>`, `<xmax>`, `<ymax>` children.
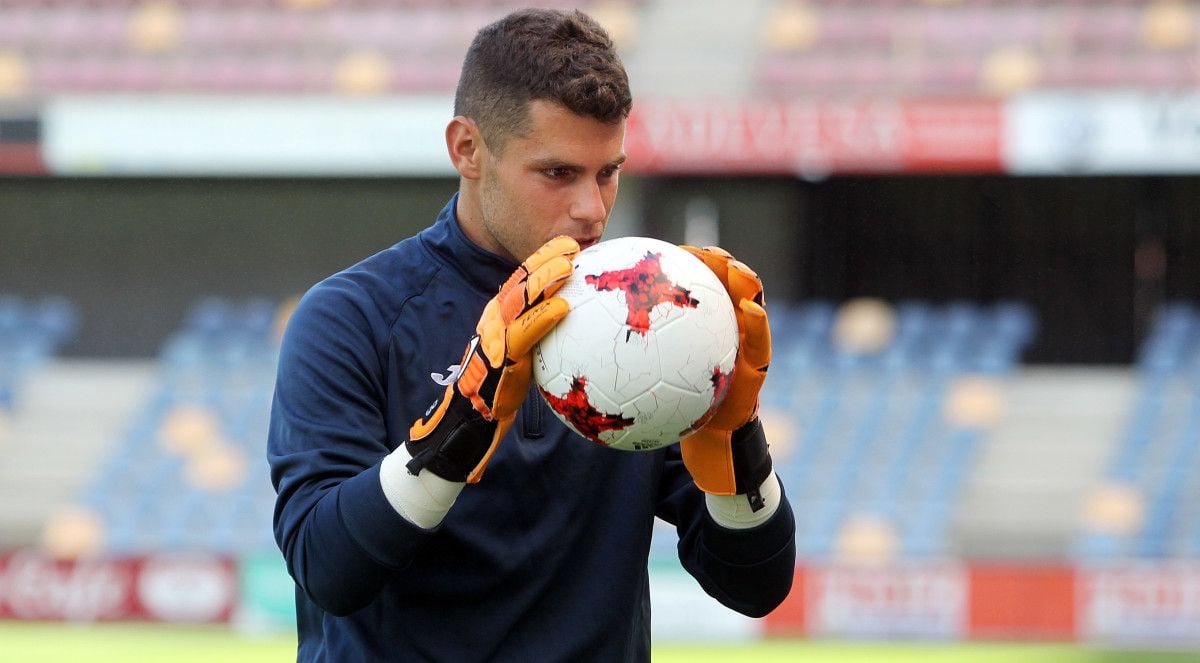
<box><xmin>1</xmin><ymin>622</ymin><xmax>1197</xmax><ymax>663</ymax></box>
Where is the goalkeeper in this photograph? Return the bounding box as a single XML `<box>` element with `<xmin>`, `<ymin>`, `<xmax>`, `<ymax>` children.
<box><xmin>268</xmin><ymin>8</ymin><xmax>795</xmax><ymax>662</ymax></box>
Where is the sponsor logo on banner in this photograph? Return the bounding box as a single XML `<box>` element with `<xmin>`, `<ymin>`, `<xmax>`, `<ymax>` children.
<box><xmin>1080</xmin><ymin>562</ymin><xmax>1200</xmax><ymax>644</ymax></box>
<box><xmin>138</xmin><ymin>555</ymin><xmax>237</xmax><ymax>623</ymax></box>
<box><xmin>807</xmin><ymin>563</ymin><xmax>967</xmax><ymax>638</ymax></box>
<box><xmin>1006</xmin><ymin>92</ymin><xmax>1200</xmax><ymax>174</ymax></box>
<box><xmin>0</xmin><ymin>551</ymin><xmax>133</xmax><ymax>621</ymax></box>
<box><xmin>0</xmin><ymin>551</ymin><xmax>235</xmax><ymax>623</ymax></box>
<box><xmin>624</xmin><ymin>100</ymin><xmax>1002</xmax><ymax>175</ymax></box>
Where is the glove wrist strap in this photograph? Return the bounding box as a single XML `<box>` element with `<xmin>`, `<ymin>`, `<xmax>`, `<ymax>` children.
<box><xmin>731</xmin><ymin>417</ymin><xmax>773</xmax><ymax>512</ymax></box>
<box><xmin>405</xmin><ymin>394</ymin><xmax>497</xmax><ymax>483</ymax></box>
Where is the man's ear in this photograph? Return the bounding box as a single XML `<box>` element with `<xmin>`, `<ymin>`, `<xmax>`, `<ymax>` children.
<box><xmin>446</xmin><ymin>116</ymin><xmax>485</xmax><ymax>180</ymax></box>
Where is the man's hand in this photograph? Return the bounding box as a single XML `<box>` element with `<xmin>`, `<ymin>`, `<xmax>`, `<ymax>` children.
<box><xmin>405</xmin><ymin>236</ymin><xmax>580</xmax><ymax>483</ymax></box>
<box><xmin>679</xmin><ymin>245</ymin><xmax>774</xmax><ymax>511</ymax></box>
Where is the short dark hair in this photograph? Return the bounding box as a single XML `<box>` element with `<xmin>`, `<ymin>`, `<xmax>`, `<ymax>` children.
<box><xmin>454</xmin><ymin>8</ymin><xmax>632</xmax><ymax>152</ymax></box>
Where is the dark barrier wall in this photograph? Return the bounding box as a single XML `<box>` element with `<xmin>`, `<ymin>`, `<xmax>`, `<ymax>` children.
<box><xmin>636</xmin><ymin>175</ymin><xmax>1200</xmax><ymax>364</ymax></box>
<box><xmin>2</xmin><ymin>175</ymin><xmax>1197</xmax><ymax>361</ymax></box>
<box><xmin>0</xmin><ymin>178</ymin><xmax>458</xmax><ymax>355</ymax></box>
<box><xmin>799</xmin><ymin>176</ymin><xmax>1200</xmax><ymax>364</ymax></box>
<box><xmin>640</xmin><ymin>176</ymin><xmax>805</xmax><ymax>306</ymax></box>
<box><xmin>802</xmin><ymin>176</ymin><xmax>1137</xmax><ymax>364</ymax></box>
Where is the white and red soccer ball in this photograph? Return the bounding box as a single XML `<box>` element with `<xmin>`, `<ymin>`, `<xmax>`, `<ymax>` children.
<box><xmin>533</xmin><ymin>237</ymin><xmax>739</xmax><ymax>451</ymax></box>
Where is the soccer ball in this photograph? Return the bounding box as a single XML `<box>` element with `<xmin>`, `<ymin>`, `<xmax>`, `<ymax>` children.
<box><xmin>533</xmin><ymin>237</ymin><xmax>739</xmax><ymax>451</ymax></box>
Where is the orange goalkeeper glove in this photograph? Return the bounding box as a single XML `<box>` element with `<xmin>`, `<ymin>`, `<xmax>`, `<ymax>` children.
<box><xmin>678</xmin><ymin>245</ymin><xmax>774</xmax><ymax>511</ymax></box>
<box><xmin>405</xmin><ymin>236</ymin><xmax>580</xmax><ymax>483</ymax></box>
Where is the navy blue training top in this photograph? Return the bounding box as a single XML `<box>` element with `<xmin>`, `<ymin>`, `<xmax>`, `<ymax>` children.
<box><xmin>268</xmin><ymin>195</ymin><xmax>796</xmax><ymax>662</ymax></box>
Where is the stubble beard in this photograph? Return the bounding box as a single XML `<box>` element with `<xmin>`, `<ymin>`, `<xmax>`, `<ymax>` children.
<box><xmin>476</xmin><ymin>168</ymin><xmax>518</xmax><ymax>263</ymax></box>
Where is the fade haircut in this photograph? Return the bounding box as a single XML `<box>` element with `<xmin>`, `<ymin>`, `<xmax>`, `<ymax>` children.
<box><xmin>454</xmin><ymin>8</ymin><xmax>632</xmax><ymax>153</ymax></box>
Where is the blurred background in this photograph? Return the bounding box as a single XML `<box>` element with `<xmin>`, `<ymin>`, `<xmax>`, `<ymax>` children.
<box><xmin>2</xmin><ymin>0</ymin><xmax>1200</xmax><ymax>659</ymax></box>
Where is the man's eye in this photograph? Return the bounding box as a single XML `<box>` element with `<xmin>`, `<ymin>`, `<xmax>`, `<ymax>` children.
<box><xmin>600</xmin><ymin>165</ymin><xmax>622</xmax><ymax>178</ymax></box>
<box><xmin>544</xmin><ymin>167</ymin><xmax>572</xmax><ymax>179</ymax></box>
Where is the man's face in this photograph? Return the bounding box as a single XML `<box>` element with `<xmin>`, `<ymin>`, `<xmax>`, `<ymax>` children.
<box><xmin>470</xmin><ymin>100</ymin><xmax>626</xmax><ymax>264</ymax></box>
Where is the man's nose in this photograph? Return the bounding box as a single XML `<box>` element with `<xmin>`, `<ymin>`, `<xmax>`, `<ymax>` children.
<box><xmin>570</xmin><ymin>181</ymin><xmax>607</xmax><ymax>223</ymax></box>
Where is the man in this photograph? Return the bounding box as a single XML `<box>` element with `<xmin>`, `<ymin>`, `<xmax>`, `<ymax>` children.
<box><xmin>269</xmin><ymin>8</ymin><xmax>795</xmax><ymax>662</ymax></box>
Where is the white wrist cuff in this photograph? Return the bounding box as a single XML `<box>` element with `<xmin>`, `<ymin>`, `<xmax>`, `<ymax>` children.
<box><xmin>704</xmin><ymin>471</ymin><xmax>782</xmax><ymax>530</ymax></box>
<box><xmin>379</xmin><ymin>445</ymin><xmax>465</xmax><ymax>530</ymax></box>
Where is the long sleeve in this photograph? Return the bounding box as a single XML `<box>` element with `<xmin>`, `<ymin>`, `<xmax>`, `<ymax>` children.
<box><xmin>268</xmin><ymin>278</ymin><xmax>434</xmax><ymax>616</ymax></box>
<box><xmin>656</xmin><ymin>446</ymin><xmax>797</xmax><ymax>618</ymax></box>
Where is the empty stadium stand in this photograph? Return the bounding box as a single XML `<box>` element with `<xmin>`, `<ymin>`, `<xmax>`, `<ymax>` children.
<box><xmin>1077</xmin><ymin>303</ymin><xmax>1200</xmax><ymax>560</ymax></box>
<box><xmin>1</xmin><ymin>0</ymin><xmax>1195</xmax><ymax>99</ymax></box>
<box><xmin>61</xmin><ymin>295</ymin><xmax>1043</xmax><ymax>561</ymax></box>
<box><xmin>76</xmin><ymin>296</ymin><xmax>285</xmax><ymax>554</ymax></box>
<box><xmin>768</xmin><ymin>300</ymin><xmax>1036</xmax><ymax>560</ymax></box>
<box><xmin>0</xmin><ymin>295</ymin><xmax>94</xmax><ymax>546</ymax></box>
<box><xmin>757</xmin><ymin>1</ymin><xmax>1198</xmax><ymax>97</ymax></box>
<box><xmin>0</xmin><ymin>295</ymin><xmax>77</xmax><ymax>412</ymax></box>
<box><xmin>0</xmin><ymin>0</ymin><xmax>644</xmax><ymax>97</ymax></box>
<box><xmin>650</xmin><ymin>299</ymin><xmax>1039</xmax><ymax>562</ymax></box>
<box><xmin>29</xmin><ymin>295</ymin><xmax>1200</xmax><ymax>564</ymax></box>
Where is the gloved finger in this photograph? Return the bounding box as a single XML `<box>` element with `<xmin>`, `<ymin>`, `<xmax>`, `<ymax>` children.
<box><xmin>700</xmin><ymin>245</ymin><xmax>734</xmax><ymax>259</ymax></box>
<box><xmin>726</xmin><ymin>260</ymin><xmax>764</xmax><ymax>307</ymax></box>
<box><xmin>476</xmin><ymin>297</ymin><xmax>507</xmax><ymax>364</ymax></box>
<box><xmin>524</xmin><ymin>255</ymin><xmax>575</xmax><ymax>305</ymax></box>
<box><xmin>506</xmin><ymin>296</ymin><xmax>570</xmax><ymax>358</ymax></box>
<box><xmin>493</xmin><ymin>253</ymin><xmax>572</xmax><ymax>326</ymax></box>
<box><xmin>738</xmin><ymin>299</ymin><xmax>771</xmax><ymax>373</ymax></box>
<box><xmin>521</xmin><ymin>236</ymin><xmax>580</xmax><ymax>273</ymax></box>
<box><xmin>489</xmin><ymin>364</ymin><xmax>533</xmax><ymax>424</ymax></box>
<box><xmin>680</xmin><ymin>245</ymin><xmax>732</xmax><ymax>292</ymax></box>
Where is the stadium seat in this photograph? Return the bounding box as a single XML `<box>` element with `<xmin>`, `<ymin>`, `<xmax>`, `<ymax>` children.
<box><xmin>1</xmin><ymin>0</ymin><xmax>644</xmax><ymax>97</ymax></box>
<box><xmin>753</xmin><ymin>0</ymin><xmax>1196</xmax><ymax>97</ymax></box>
<box><xmin>0</xmin><ymin>295</ymin><xmax>78</xmax><ymax>412</ymax></box>
<box><xmin>78</xmin><ymin>295</ymin><xmax>1043</xmax><ymax>561</ymax></box>
<box><xmin>77</xmin><ymin>296</ymin><xmax>287</xmax><ymax>555</ymax></box>
<box><xmin>749</xmin><ymin>299</ymin><xmax>1037</xmax><ymax>562</ymax></box>
<box><xmin>1077</xmin><ymin>302</ymin><xmax>1200</xmax><ymax>560</ymax></box>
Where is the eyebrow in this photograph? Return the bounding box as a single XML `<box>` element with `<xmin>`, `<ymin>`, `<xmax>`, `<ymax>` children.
<box><xmin>530</xmin><ymin>154</ymin><xmax>628</xmax><ymax>171</ymax></box>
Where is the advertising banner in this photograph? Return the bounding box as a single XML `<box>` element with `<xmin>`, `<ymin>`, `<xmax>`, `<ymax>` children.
<box><xmin>624</xmin><ymin>99</ymin><xmax>1002</xmax><ymax>175</ymax></box>
<box><xmin>1079</xmin><ymin>562</ymin><xmax>1200</xmax><ymax>645</ymax></box>
<box><xmin>805</xmin><ymin>562</ymin><xmax>968</xmax><ymax>639</ymax></box>
<box><xmin>0</xmin><ymin>551</ymin><xmax>236</xmax><ymax>623</ymax></box>
<box><xmin>41</xmin><ymin>96</ymin><xmax>1002</xmax><ymax>176</ymax></box>
<box><xmin>43</xmin><ymin>95</ymin><xmax>458</xmax><ymax>176</ymax></box>
<box><xmin>967</xmin><ymin>564</ymin><xmax>1075</xmax><ymax>639</ymax></box>
<box><xmin>1005</xmin><ymin>92</ymin><xmax>1200</xmax><ymax>174</ymax></box>
<box><xmin>30</xmin><ymin>92</ymin><xmax>1200</xmax><ymax>176</ymax></box>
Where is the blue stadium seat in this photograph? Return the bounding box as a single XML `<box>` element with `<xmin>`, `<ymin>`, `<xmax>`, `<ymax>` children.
<box><xmin>79</xmin><ymin>296</ymin><xmax>1041</xmax><ymax>560</ymax></box>
<box><xmin>77</xmin><ymin>296</ymin><xmax>285</xmax><ymax>556</ymax></box>
<box><xmin>1076</xmin><ymin>301</ymin><xmax>1200</xmax><ymax>560</ymax></box>
<box><xmin>0</xmin><ymin>295</ymin><xmax>77</xmax><ymax>411</ymax></box>
<box><xmin>771</xmin><ymin>299</ymin><xmax>1036</xmax><ymax>561</ymax></box>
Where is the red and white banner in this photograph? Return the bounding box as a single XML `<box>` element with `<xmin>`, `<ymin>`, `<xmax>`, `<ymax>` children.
<box><xmin>0</xmin><ymin>552</ymin><xmax>236</xmax><ymax>623</ymax></box>
<box><xmin>1079</xmin><ymin>562</ymin><xmax>1200</xmax><ymax>645</ymax></box>
<box><xmin>624</xmin><ymin>99</ymin><xmax>1003</xmax><ymax>175</ymax></box>
<box><xmin>27</xmin><ymin>92</ymin><xmax>1200</xmax><ymax>176</ymax></box>
<box><xmin>804</xmin><ymin>563</ymin><xmax>968</xmax><ymax>639</ymax></box>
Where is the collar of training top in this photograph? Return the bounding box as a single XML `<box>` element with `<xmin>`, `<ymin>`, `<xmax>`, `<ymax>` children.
<box><xmin>421</xmin><ymin>193</ymin><xmax>521</xmax><ymax>296</ymax></box>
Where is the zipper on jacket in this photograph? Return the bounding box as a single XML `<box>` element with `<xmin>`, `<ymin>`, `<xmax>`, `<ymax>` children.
<box><xmin>521</xmin><ymin>389</ymin><xmax>544</xmax><ymax>439</ymax></box>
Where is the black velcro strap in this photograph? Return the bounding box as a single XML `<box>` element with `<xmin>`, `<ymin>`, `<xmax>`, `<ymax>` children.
<box><xmin>405</xmin><ymin>394</ymin><xmax>497</xmax><ymax>482</ymax></box>
<box><xmin>730</xmin><ymin>417</ymin><xmax>773</xmax><ymax>512</ymax></box>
